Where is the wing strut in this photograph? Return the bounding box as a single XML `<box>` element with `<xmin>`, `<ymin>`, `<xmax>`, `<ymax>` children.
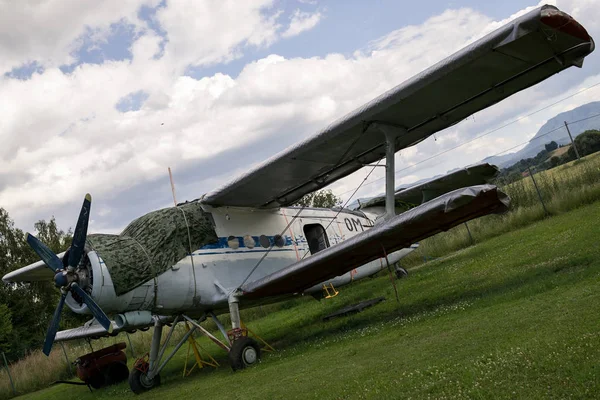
<box><xmin>369</xmin><ymin>122</ymin><xmax>408</xmax><ymax>220</ymax></box>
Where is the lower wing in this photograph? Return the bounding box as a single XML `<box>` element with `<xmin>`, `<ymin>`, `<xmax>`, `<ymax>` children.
<box><xmin>3</xmin><ymin>252</ymin><xmax>65</xmax><ymax>283</ymax></box>
<box><xmin>241</xmin><ymin>184</ymin><xmax>509</xmax><ymax>299</ymax></box>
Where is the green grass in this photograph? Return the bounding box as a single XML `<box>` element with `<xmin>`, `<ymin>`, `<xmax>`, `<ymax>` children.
<box><xmin>12</xmin><ymin>200</ymin><xmax>600</xmax><ymax>399</ymax></box>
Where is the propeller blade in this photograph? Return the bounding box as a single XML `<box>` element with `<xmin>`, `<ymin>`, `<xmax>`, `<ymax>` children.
<box><xmin>68</xmin><ymin>194</ymin><xmax>92</xmax><ymax>269</ymax></box>
<box><xmin>42</xmin><ymin>293</ymin><xmax>66</xmax><ymax>356</ymax></box>
<box><xmin>71</xmin><ymin>283</ymin><xmax>113</xmax><ymax>333</ymax></box>
<box><xmin>26</xmin><ymin>233</ymin><xmax>64</xmax><ymax>272</ymax></box>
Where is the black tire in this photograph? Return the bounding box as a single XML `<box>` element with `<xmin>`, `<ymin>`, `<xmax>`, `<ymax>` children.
<box><xmin>88</xmin><ymin>372</ymin><xmax>105</xmax><ymax>389</ymax></box>
<box><xmin>104</xmin><ymin>361</ymin><xmax>129</xmax><ymax>386</ymax></box>
<box><xmin>395</xmin><ymin>266</ymin><xmax>408</xmax><ymax>279</ymax></box>
<box><xmin>128</xmin><ymin>368</ymin><xmax>161</xmax><ymax>394</ymax></box>
<box><xmin>229</xmin><ymin>337</ymin><xmax>261</xmax><ymax>371</ymax></box>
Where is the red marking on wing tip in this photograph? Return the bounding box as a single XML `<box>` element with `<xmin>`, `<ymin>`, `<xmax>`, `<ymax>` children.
<box><xmin>541</xmin><ymin>8</ymin><xmax>591</xmax><ymax>42</ymax></box>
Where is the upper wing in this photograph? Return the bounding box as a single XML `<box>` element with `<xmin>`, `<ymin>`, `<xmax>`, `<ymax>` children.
<box><xmin>202</xmin><ymin>6</ymin><xmax>593</xmax><ymax>209</ymax></box>
<box><xmin>241</xmin><ymin>184</ymin><xmax>509</xmax><ymax>299</ymax></box>
<box><xmin>359</xmin><ymin>163</ymin><xmax>499</xmax><ymax>209</ymax></box>
<box><xmin>2</xmin><ymin>252</ymin><xmax>65</xmax><ymax>283</ymax></box>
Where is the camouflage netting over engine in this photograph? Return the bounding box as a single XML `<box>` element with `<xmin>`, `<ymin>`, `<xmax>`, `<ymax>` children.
<box><xmin>86</xmin><ymin>201</ymin><xmax>218</xmax><ymax>296</ymax></box>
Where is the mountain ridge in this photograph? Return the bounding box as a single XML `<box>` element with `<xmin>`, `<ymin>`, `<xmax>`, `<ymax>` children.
<box><xmin>482</xmin><ymin>101</ymin><xmax>600</xmax><ymax>168</ymax></box>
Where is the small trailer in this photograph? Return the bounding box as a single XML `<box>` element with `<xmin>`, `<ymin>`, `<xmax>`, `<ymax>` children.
<box><xmin>74</xmin><ymin>342</ymin><xmax>129</xmax><ymax>389</ymax></box>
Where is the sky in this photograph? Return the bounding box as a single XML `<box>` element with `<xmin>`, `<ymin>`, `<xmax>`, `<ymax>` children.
<box><xmin>1</xmin><ymin>0</ymin><xmax>599</xmax><ymax>233</ymax></box>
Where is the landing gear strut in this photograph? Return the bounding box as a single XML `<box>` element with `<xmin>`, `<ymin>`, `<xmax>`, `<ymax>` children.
<box><xmin>128</xmin><ymin>316</ymin><xmax>196</xmax><ymax>394</ymax></box>
<box><xmin>227</xmin><ymin>295</ymin><xmax>262</xmax><ymax>371</ymax></box>
<box><xmin>127</xmin><ymin>300</ymin><xmax>267</xmax><ymax>394</ymax></box>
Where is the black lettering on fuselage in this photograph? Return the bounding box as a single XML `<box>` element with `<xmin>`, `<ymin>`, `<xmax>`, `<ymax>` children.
<box><xmin>351</xmin><ymin>218</ymin><xmax>364</xmax><ymax>232</ymax></box>
<box><xmin>344</xmin><ymin>218</ymin><xmax>353</xmax><ymax>231</ymax></box>
<box><xmin>344</xmin><ymin>217</ymin><xmax>364</xmax><ymax>232</ymax></box>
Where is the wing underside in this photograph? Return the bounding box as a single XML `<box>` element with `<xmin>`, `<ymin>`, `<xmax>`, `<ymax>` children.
<box><xmin>359</xmin><ymin>163</ymin><xmax>500</xmax><ymax>209</ymax></box>
<box><xmin>241</xmin><ymin>184</ymin><xmax>509</xmax><ymax>299</ymax></box>
<box><xmin>202</xmin><ymin>6</ymin><xmax>593</xmax><ymax>209</ymax></box>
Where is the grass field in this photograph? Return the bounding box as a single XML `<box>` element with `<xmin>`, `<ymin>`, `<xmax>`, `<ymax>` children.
<box><xmin>11</xmin><ymin>199</ymin><xmax>600</xmax><ymax>399</ymax></box>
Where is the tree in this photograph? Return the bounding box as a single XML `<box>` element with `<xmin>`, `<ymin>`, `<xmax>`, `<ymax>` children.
<box><xmin>0</xmin><ymin>210</ymin><xmax>78</xmax><ymax>360</ymax></box>
<box><xmin>34</xmin><ymin>218</ymin><xmax>72</xmax><ymax>253</ymax></box>
<box><xmin>294</xmin><ymin>189</ymin><xmax>342</xmax><ymax>208</ymax></box>
<box><xmin>550</xmin><ymin>156</ymin><xmax>561</xmax><ymax>168</ymax></box>
<box><xmin>545</xmin><ymin>141</ymin><xmax>559</xmax><ymax>152</ymax></box>
<box><xmin>569</xmin><ymin>129</ymin><xmax>600</xmax><ymax>159</ymax></box>
<box><xmin>0</xmin><ymin>304</ymin><xmax>12</xmax><ymax>348</ymax></box>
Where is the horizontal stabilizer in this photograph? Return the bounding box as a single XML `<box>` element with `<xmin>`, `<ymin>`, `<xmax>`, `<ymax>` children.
<box><xmin>241</xmin><ymin>184</ymin><xmax>509</xmax><ymax>299</ymax></box>
<box><xmin>359</xmin><ymin>163</ymin><xmax>499</xmax><ymax>210</ymax></box>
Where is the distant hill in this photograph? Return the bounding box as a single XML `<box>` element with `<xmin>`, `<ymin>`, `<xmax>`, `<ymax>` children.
<box><xmin>483</xmin><ymin>101</ymin><xmax>600</xmax><ymax>168</ymax></box>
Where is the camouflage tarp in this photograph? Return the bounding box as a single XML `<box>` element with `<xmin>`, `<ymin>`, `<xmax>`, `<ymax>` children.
<box><xmin>87</xmin><ymin>201</ymin><xmax>218</xmax><ymax>296</ymax></box>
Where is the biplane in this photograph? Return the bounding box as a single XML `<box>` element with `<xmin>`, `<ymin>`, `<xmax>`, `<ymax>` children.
<box><xmin>2</xmin><ymin>5</ymin><xmax>594</xmax><ymax>394</ymax></box>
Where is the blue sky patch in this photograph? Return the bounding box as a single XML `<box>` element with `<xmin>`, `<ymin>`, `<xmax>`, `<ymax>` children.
<box><xmin>4</xmin><ymin>61</ymin><xmax>44</xmax><ymax>80</ymax></box>
<box><xmin>116</xmin><ymin>90</ymin><xmax>150</xmax><ymax>112</ymax></box>
<box><xmin>138</xmin><ymin>0</ymin><xmax>168</xmax><ymax>59</ymax></box>
<box><xmin>74</xmin><ymin>22</ymin><xmax>138</xmax><ymax>64</ymax></box>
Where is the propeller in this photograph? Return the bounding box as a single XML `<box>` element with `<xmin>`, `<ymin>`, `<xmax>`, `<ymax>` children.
<box><xmin>26</xmin><ymin>194</ymin><xmax>113</xmax><ymax>356</ymax></box>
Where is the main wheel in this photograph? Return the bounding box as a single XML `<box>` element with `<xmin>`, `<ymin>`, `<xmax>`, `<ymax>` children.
<box><xmin>395</xmin><ymin>265</ymin><xmax>408</xmax><ymax>279</ymax></box>
<box><xmin>229</xmin><ymin>337</ymin><xmax>261</xmax><ymax>371</ymax></box>
<box><xmin>128</xmin><ymin>367</ymin><xmax>161</xmax><ymax>394</ymax></box>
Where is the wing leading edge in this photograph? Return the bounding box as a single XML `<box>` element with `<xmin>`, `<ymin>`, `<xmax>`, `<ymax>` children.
<box><xmin>202</xmin><ymin>5</ymin><xmax>593</xmax><ymax>209</ymax></box>
<box><xmin>240</xmin><ymin>184</ymin><xmax>509</xmax><ymax>299</ymax></box>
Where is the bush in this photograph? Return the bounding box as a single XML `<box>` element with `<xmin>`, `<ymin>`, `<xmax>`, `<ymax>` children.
<box><xmin>568</xmin><ymin>129</ymin><xmax>600</xmax><ymax>159</ymax></box>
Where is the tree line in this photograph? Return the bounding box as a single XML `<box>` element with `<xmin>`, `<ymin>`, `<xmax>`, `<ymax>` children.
<box><xmin>0</xmin><ymin>210</ymin><xmax>85</xmax><ymax>361</ymax></box>
<box><xmin>498</xmin><ymin>129</ymin><xmax>600</xmax><ymax>183</ymax></box>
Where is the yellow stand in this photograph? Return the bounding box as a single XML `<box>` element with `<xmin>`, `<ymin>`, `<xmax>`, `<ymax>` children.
<box><xmin>240</xmin><ymin>321</ymin><xmax>275</xmax><ymax>353</ymax></box>
<box><xmin>182</xmin><ymin>322</ymin><xmax>219</xmax><ymax>377</ymax></box>
<box><xmin>322</xmin><ymin>283</ymin><xmax>339</xmax><ymax>299</ymax></box>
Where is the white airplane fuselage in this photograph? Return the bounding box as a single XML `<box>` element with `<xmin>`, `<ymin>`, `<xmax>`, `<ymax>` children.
<box><xmin>66</xmin><ymin>206</ymin><xmax>416</xmax><ymax>318</ymax></box>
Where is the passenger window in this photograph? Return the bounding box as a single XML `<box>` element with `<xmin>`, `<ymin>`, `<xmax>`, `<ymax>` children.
<box><xmin>303</xmin><ymin>224</ymin><xmax>330</xmax><ymax>255</ymax></box>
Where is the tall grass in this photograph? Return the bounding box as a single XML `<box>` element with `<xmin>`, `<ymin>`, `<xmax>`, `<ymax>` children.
<box><xmin>403</xmin><ymin>151</ymin><xmax>600</xmax><ymax>267</ymax></box>
<box><xmin>0</xmin><ymin>350</ymin><xmax>70</xmax><ymax>399</ymax></box>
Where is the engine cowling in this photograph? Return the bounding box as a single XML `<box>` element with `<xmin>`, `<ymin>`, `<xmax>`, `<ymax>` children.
<box><xmin>65</xmin><ymin>249</ymin><xmax>155</xmax><ymax>315</ymax></box>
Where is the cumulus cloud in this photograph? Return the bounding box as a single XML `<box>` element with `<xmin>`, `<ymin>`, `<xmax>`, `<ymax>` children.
<box><xmin>0</xmin><ymin>0</ymin><xmax>598</xmax><ymax>232</ymax></box>
<box><xmin>0</xmin><ymin>0</ymin><xmax>161</xmax><ymax>74</ymax></box>
<box><xmin>155</xmin><ymin>0</ymin><xmax>283</xmax><ymax>70</ymax></box>
<box><xmin>282</xmin><ymin>9</ymin><xmax>323</xmax><ymax>38</ymax></box>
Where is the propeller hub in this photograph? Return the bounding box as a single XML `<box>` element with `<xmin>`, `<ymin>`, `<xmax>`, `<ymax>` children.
<box><xmin>54</xmin><ymin>271</ymin><xmax>69</xmax><ymax>288</ymax></box>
